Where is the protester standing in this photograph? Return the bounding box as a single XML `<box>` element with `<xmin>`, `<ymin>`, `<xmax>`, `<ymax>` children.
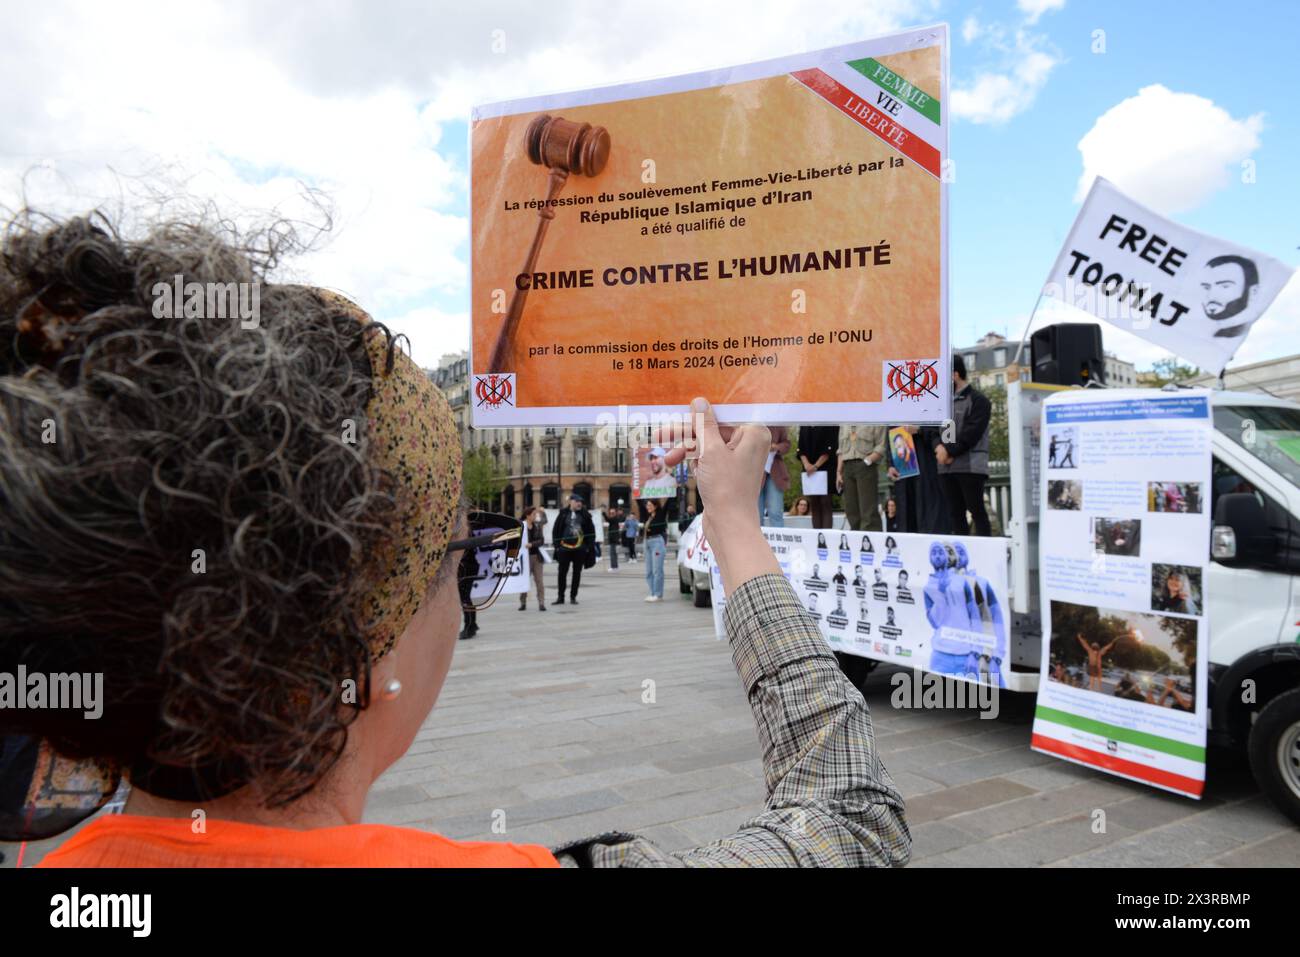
<box><xmin>835</xmin><ymin>425</ymin><xmax>886</xmax><ymax>531</ymax></box>
<box><xmin>797</xmin><ymin>426</ymin><xmax>838</xmax><ymax>528</ymax></box>
<box><xmin>677</xmin><ymin>502</ymin><xmax>697</xmax><ymax>535</ymax></box>
<box><xmin>458</xmin><ymin>569</ymin><xmax>478</xmax><ymax>641</ymax></box>
<box><xmin>606</xmin><ymin>505</ymin><xmax>621</xmax><ymax>571</ymax></box>
<box><xmin>758</xmin><ymin>426</ymin><xmax>792</xmax><ymax>527</ymax></box>
<box><xmin>643</xmin><ymin>498</ymin><xmax>669</xmax><ymax>602</ymax></box>
<box><xmin>935</xmin><ymin>356</ymin><xmax>992</xmax><ymax>536</ymax></box>
<box><xmin>888</xmin><ymin>425</ymin><xmax>952</xmax><ymax>534</ymax></box>
<box><xmin>623</xmin><ymin>508</ymin><xmax>639</xmax><ymax>561</ymax></box>
<box><xmin>552</xmin><ymin>493</ymin><xmax>595</xmax><ymax>605</ymax></box>
<box><xmin>519</xmin><ymin>506</ymin><xmax>547</xmax><ymax>612</ymax></box>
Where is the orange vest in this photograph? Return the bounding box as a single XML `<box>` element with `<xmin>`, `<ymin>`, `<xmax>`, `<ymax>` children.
<box><xmin>38</xmin><ymin>815</ymin><xmax>559</xmax><ymax>868</ymax></box>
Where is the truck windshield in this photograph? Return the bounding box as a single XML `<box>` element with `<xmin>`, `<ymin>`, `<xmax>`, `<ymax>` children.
<box><xmin>1214</xmin><ymin>405</ymin><xmax>1300</xmax><ymax>488</ymax></box>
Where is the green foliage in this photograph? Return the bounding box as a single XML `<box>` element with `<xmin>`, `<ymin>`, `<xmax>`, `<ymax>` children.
<box><xmin>1148</xmin><ymin>357</ymin><xmax>1202</xmax><ymax>386</ymax></box>
<box><xmin>984</xmin><ymin>383</ymin><xmax>1009</xmax><ymax>464</ymax></box>
<box><xmin>462</xmin><ymin>446</ymin><xmax>507</xmax><ymax>509</ymax></box>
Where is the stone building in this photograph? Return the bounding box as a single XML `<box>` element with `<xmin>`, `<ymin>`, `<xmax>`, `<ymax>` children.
<box><xmin>428</xmin><ymin>351</ymin><xmax>695</xmax><ymax>517</ymax></box>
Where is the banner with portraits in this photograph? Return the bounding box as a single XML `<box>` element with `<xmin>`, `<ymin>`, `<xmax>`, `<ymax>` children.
<box><xmin>709</xmin><ymin>526</ymin><xmax>1010</xmax><ymax>687</ymax></box>
<box><xmin>1031</xmin><ymin>389</ymin><xmax>1212</xmax><ymax>799</ymax></box>
<box><xmin>1042</xmin><ymin>177</ymin><xmax>1294</xmax><ymax>375</ymax></box>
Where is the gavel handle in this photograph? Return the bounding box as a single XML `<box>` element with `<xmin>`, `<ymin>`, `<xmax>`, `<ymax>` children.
<box><xmin>488</xmin><ymin>167</ymin><xmax>570</xmax><ymax>373</ymax></box>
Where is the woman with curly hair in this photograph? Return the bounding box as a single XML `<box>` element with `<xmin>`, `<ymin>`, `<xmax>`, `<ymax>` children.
<box><xmin>0</xmin><ymin>207</ymin><xmax>907</xmax><ymax>867</ymax></box>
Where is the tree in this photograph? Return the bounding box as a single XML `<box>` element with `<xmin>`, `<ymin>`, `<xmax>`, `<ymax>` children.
<box><xmin>1147</xmin><ymin>358</ymin><xmax>1201</xmax><ymax>387</ymax></box>
<box><xmin>462</xmin><ymin>446</ymin><xmax>507</xmax><ymax>510</ymax></box>
<box><xmin>983</xmin><ymin>384</ymin><xmax>1010</xmax><ymax>465</ymax></box>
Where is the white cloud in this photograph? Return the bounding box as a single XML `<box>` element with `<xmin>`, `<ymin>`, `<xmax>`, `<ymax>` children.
<box><xmin>0</xmin><ymin>0</ymin><xmax>935</xmax><ymax>362</ymax></box>
<box><xmin>961</xmin><ymin>16</ymin><xmax>983</xmax><ymax>44</ymax></box>
<box><xmin>1017</xmin><ymin>0</ymin><xmax>1066</xmax><ymax>25</ymax></box>
<box><xmin>1074</xmin><ymin>85</ymin><xmax>1263</xmax><ymax>215</ymax></box>
<box><xmin>951</xmin><ymin>31</ymin><xmax>1060</xmax><ymax>124</ymax></box>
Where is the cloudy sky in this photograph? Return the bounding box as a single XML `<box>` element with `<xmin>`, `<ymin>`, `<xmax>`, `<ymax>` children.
<box><xmin>3</xmin><ymin>0</ymin><xmax>1295</xmax><ymax>372</ymax></box>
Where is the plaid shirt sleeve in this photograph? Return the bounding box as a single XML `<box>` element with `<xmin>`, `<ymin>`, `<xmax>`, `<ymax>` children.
<box><xmin>553</xmin><ymin>573</ymin><xmax>911</xmax><ymax>867</ymax></box>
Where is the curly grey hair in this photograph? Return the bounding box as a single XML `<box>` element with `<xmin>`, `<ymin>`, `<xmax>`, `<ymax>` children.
<box><xmin>0</xmin><ymin>207</ymin><xmax>433</xmax><ymax>806</ymax></box>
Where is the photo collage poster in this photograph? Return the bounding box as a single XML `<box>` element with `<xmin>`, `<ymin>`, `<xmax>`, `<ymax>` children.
<box><xmin>1031</xmin><ymin>389</ymin><xmax>1212</xmax><ymax>798</ymax></box>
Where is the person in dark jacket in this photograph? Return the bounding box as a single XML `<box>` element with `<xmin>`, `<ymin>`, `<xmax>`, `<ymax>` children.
<box><xmin>552</xmin><ymin>493</ymin><xmax>596</xmax><ymax>605</ymax></box>
<box><xmin>677</xmin><ymin>502</ymin><xmax>697</xmax><ymax>534</ymax></box>
<box><xmin>935</xmin><ymin>355</ymin><xmax>992</xmax><ymax>536</ymax></box>
<box><xmin>888</xmin><ymin>424</ymin><xmax>952</xmax><ymax>535</ymax></box>
<box><xmin>796</xmin><ymin>426</ymin><xmax>838</xmax><ymax>528</ymax></box>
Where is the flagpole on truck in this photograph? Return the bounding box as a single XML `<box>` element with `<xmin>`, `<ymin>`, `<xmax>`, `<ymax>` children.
<box><xmin>1009</xmin><ymin>290</ymin><xmax>1046</xmax><ymax>375</ymax></box>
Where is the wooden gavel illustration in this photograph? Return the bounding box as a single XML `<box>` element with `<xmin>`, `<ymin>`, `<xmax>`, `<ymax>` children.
<box><xmin>488</xmin><ymin>114</ymin><xmax>611</xmax><ymax>374</ymax></box>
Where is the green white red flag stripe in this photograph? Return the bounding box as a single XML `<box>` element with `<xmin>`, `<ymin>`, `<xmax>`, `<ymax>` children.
<box><xmin>791</xmin><ymin>68</ymin><xmax>941</xmax><ymax>179</ymax></box>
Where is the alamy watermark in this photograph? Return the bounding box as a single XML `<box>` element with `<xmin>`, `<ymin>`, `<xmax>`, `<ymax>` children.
<box><xmin>151</xmin><ymin>274</ymin><xmax>260</xmax><ymax>328</ymax></box>
<box><xmin>0</xmin><ymin>666</ymin><xmax>103</xmax><ymax>719</ymax></box>
<box><xmin>890</xmin><ymin>668</ymin><xmax>1000</xmax><ymax>719</ymax></box>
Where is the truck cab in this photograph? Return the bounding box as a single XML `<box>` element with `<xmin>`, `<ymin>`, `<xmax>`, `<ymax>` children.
<box><xmin>1203</xmin><ymin>392</ymin><xmax>1300</xmax><ymax>823</ymax></box>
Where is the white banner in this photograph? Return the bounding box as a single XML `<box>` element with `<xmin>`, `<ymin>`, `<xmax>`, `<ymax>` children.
<box><xmin>710</xmin><ymin>527</ymin><xmax>1011</xmax><ymax>687</ymax></box>
<box><xmin>1031</xmin><ymin>389</ymin><xmax>1211</xmax><ymax>799</ymax></box>
<box><xmin>1043</xmin><ymin>177</ymin><xmax>1294</xmax><ymax>375</ymax></box>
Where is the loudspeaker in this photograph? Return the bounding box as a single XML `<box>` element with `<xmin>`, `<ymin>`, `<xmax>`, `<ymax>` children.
<box><xmin>1030</xmin><ymin>323</ymin><xmax>1106</xmax><ymax>386</ymax></box>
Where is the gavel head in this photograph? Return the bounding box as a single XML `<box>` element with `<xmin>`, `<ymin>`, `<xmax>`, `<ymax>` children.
<box><xmin>524</xmin><ymin>115</ymin><xmax>610</xmax><ymax>177</ymax></box>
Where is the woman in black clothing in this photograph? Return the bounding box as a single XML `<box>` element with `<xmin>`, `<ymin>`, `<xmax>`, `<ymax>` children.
<box><xmin>797</xmin><ymin>426</ymin><xmax>838</xmax><ymax>529</ymax></box>
<box><xmin>643</xmin><ymin>499</ymin><xmax>670</xmax><ymax>601</ymax></box>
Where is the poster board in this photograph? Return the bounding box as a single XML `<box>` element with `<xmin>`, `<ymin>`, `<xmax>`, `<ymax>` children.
<box><xmin>709</xmin><ymin>526</ymin><xmax>1012</xmax><ymax>688</ymax></box>
<box><xmin>631</xmin><ymin>445</ymin><xmax>677</xmax><ymax>499</ymax></box>
<box><xmin>1031</xmin><ymin>389</ymin><xmax>1212</xmax><ymax>798</ymax></box>
<box><xmin>470</xmin><ymin>25</ymin><xmax>950</xmax><ymax>426</ymax></box>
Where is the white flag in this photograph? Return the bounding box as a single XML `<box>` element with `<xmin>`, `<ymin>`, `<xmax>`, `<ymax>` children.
<box><xmin>1043</xmin><ymin>177</ymin><xmax>1294</xmax><ymax>374</ymax></box>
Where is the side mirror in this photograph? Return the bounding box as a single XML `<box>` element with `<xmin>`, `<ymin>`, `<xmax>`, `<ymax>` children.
<box><xmin>1212</xmin><ymin>492</ymin><xmax>1274</xmax><ymax>566</ymax></box>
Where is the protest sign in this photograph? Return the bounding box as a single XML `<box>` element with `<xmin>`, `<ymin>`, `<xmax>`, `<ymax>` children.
<box><xmin>887</xmin><ymin>426</ymin><xmax>920</xmax><ymax>478</ymax></box>
<box><xmin>631</xmin><ymin>445</ymin><xmax>677</xmax><ymax>499</ymax></box>
<box><xmin>709</xmin><ymin>527</ymin><xmax>1010</xmax><ymax>687</ymax></box>
<box><xmin>470</xmin><ymin>25</ymin><xmax>949</xmax><ymax>426</ymax></box>
<box><xmin>462</xmin><ymin>529</ymin><xmax>530</xmax><ymax>600</ymax></box>
<box><xmin>1043</xmin><ymin>177</ymin><xmax>1294</xmax><ymax>375</ymax></box>
<box><xmin>1031</xmin><ymin>389</ymin><xmax>1212</xmax><ymax>798</ymax></box>
<box><xmin>676</xmin><ymin>514</ymin><xmax>712</xmax><ymax>574</ymax></box>
<box><xmin>799</xmin><ymin>470</ymin><xmax>828</xmax><ymax>496</ymax></box>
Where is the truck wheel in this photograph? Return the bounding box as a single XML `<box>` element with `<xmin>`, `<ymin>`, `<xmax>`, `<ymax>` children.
<box><xmin>1247</xmin><ymin>686</ymin><xmax>1300</xmax><ymax>826</ymax></box>
<box><xmin>693</xmin><ymin>585</ymin><xmax>712</xmax><ymax>608</ymax></box>
<box><xmin>679</xmin><ymin>575</ymin><xmax>692</xmax><ymax>595</ymax></box>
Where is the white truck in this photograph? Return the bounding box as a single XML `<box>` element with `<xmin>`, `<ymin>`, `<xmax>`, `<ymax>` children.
<box><xmin>681</xmin><ymin>381</ymin><xmax>1300</xmax><ymax>822</ymax></box>
<box><xmin>1004</xmin><ymin>382</ymin><xmax>1300</xmax><ymax>824</ymax></box>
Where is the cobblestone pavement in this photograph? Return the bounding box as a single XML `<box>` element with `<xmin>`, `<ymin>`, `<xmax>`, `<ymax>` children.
<box><xmin>7</xmin><ymin>551</ymin><xmax>1296</xmax><ymax>867</ymax></box>
<box><xmin>363</xmin><ymin>554</ymin><xmax>1298</xmax><ymax>866</ymax></box>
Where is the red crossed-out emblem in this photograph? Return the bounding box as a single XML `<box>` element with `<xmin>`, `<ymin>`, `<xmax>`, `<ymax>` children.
<box><xmin>885</xmin><ymin>360</ymin><xmax>939</xmax><ymax>401</ymax></box>
<box><xmin>474</xmin><ymin>374</ymin><xmax>514</xmax><ymax>409</ymax></box>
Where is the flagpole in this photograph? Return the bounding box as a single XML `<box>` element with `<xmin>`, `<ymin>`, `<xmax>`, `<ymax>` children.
<box><xmin>1009</xmin><ymin>289</ymin><xmax>1046</xmax><ymax>377</ymax></box>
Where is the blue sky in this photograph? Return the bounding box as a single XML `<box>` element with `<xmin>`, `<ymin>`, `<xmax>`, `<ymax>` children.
<box><xmin>946</xmin><ymin>0</ymin><xmax>1298</xmax><ymax>358</ymax></box>
<box><xmin>426</xmin><ymin>0</ymin><xmax>1300</xmax><ymax>367</ymax></box>
<box><xmin>3</xmin><ymin>0</ymin><xmax>1295</xmax><ymax>371</ymax></box>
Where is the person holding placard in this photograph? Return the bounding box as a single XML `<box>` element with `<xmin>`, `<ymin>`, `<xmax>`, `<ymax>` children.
<box><xmin>797</xmin><ymin>426</ymin><xmax>838</xmax><ymax>528</ymax></box>
<box><xmin>518</xmin><ymin>506</ymin><xmax>547</xmax><ymax>612</ymax></box>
